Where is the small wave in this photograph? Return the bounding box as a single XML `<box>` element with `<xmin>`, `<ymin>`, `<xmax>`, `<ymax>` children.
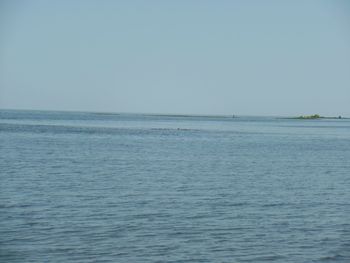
<box><xmin>318</xmin><ymin>254</ymin><xmax>346</xmax><ymax>262</ymax></box>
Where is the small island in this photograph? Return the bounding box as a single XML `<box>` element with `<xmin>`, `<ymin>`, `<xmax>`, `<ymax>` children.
<box><xmin>290</xmin><ymin>114</ymin><xmax>345</xmax><ymax>120</ymax></box>
<box><xmin>297</xmin><ymin>114</ymin><xmax>322</xmax><ymax>119</ymax></box>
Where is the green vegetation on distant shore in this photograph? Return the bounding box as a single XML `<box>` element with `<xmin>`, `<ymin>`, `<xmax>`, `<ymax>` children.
<box><xmin>290</xmin><ymin>114</ymin><xmax>344</xmax><ymax>120</ymax></box>
<box><xmin>297</xmin><ymin>114</ymin><xmax>322</xmax><ymax>119</ymax></box>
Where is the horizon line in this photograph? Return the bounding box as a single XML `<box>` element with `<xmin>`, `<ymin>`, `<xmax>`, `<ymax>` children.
<box><xmin>1</xmin><ymin>107</ymin><xmax>348</xmax><ymax>119</ymax></box>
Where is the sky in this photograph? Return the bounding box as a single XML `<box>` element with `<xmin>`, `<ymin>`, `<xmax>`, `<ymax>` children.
<box><xmin>0</xmin><ymin>0</ymin><xmax>349</xmax><ymax>116</ymax></box>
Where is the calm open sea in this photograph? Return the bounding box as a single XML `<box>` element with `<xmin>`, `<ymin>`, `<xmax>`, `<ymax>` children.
<box><xmin>1</xmin><ymin>110</ymin><xmax>350</xmax><ymax>262</ymax></box>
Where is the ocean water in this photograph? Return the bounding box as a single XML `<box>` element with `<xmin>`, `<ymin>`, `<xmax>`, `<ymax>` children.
<box><xmin>1</xmin><ymin>109</ymin><xmax>350</xmax><ymax>263</ymax></box>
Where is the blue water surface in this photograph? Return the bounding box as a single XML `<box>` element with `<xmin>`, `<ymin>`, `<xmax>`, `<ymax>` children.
<box><xmin>1</xmin><ymin>110</ymin><xmax>350</xmax><ymax>262</ymax></box>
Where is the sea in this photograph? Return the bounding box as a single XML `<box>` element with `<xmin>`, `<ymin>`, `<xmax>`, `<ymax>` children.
<box><xmin>1</xmin><ymin>109</ymin><xmax>350</xmax><ymax>263</ymax></box>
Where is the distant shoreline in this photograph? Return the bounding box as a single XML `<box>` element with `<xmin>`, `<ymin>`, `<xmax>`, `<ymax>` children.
<box><xmin>281</xmin><ymin>115</ymin><xmax>349</xmax><ymax>120</ymax></box>
<box><xmin>0</xmin><ymin>108</ymin><xmax>348</xmax><ymax>119</ymax></box>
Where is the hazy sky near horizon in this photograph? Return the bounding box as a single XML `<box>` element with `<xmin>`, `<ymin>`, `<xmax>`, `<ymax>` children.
<box><xmin>1</xmin><ymin>0</ymin><xmax>349</xmax><ymax>116</ymax></box>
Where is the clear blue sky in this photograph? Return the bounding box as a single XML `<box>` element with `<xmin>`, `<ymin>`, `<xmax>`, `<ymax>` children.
<box><xmin>1</xmin><ymin>0</ymin><xmax>349</xmax><ymax>116</ymax></box>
